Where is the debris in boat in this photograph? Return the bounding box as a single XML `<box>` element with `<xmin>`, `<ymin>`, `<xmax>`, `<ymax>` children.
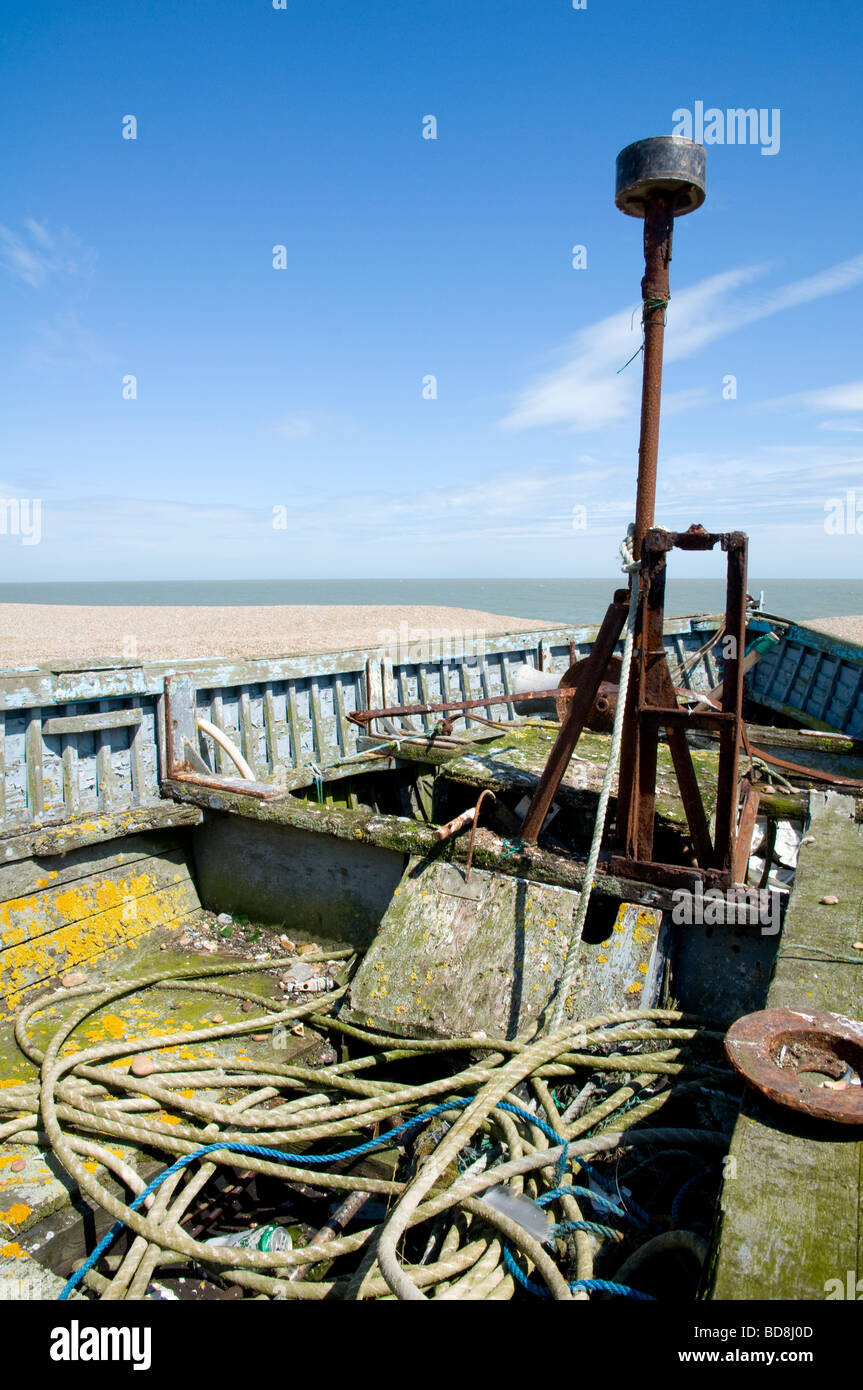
<box><xmin>217</xmin><ymin>913</ymin><xmax>233</xmax><ymax>926</ymax></box>
<box><xmin>481</xmin><ymin>1185</ymin><xmax>553</xmax><ymax>1245</ymax></box>
<box><xmin>61</xmin><ymin>971</ymin><xmax>87</xmax><ymax>988</ymax></box>
<box><xmin>0</xmin><ymin>954</ymin><xmax>735</xmax><ymax>1302</ymax></box>
<box><xmin>205</xmin><ymin>1225</ymin><xmax>292</xmax><ymax>1253</ymax></box>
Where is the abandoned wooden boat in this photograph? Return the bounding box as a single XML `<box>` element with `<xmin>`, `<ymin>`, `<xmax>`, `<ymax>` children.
<box><xmin>1</xmin><ymin>601</ymin><xmax>861</xmax><ymax>1302</ymax></box>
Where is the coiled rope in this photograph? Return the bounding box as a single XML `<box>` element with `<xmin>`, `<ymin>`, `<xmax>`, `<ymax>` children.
<box><xmin>1</xmin><ymin>960</ymin><xmax>733</xmax><ymax>1302</ymax></box>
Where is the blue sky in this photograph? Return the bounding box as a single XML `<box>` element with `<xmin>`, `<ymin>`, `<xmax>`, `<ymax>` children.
<box><xmin>2</xmin><ymin>0</ymin><xmax>862</xmax><ymax>581</ymax></box>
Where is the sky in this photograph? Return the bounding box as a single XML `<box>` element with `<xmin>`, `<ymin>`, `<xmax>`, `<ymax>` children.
<box><xmin>1</xmin><ymin>0</ymin><xmax>862</xmax><ymax>581</ymax></box>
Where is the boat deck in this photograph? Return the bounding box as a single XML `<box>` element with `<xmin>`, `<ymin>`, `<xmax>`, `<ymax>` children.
<box><xmin>710</xmin><ymin>791</ymin><xmax>863</xmax><ymax>1299</ymax></box>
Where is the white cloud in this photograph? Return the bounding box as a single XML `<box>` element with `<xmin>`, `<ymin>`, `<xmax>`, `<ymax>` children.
<box><xmin>0</xmin><ymin>220</ymin><xmax>96</xmax><ymax>288</ymax></box>
<box><xmin>274</xmin><ymin>415</ymin><xmax>317</xmax><ymax>440</ymax></box>
<box><xmin>502</xmin><ymin>254</ymin><xmax>863</xmax><ymax>435</ymax></box>
<box><xmin>803</xmin><ymin>379</ymin><xmax>863</xmax><ymax>412</ymax></box>
<box><xmin>273</xmin><ymin>411</ymin><xmax>358</xmax><ymax>442</ymax></box>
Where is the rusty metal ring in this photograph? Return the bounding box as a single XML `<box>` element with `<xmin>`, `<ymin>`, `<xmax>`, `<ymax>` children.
<box><xmin>725</xmin><ymin>1007</ymin><xmax>863</xmax><ymax>1124</ymax></box>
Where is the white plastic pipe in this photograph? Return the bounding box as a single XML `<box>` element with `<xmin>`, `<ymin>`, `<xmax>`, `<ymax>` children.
<box><xmin>195</xmin><ymin>717</ymin><xmax>256</xmax><ymax>781</ymax></box>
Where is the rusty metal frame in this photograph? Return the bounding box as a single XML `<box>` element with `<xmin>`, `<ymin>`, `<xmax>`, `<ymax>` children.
<box><xmin>610</xmin><ymin>523</ymin><xmax>749</xmax><ymax>888</ymax></box>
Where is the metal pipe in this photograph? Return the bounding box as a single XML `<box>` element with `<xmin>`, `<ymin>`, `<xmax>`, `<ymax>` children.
<box><xmin>633</xmin><ymin>197</ymin><xmax>674</xmax><ymax>562</ymax></box>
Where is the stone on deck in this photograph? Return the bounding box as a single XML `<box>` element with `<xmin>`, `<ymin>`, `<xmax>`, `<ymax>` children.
<box><xmin>710</xmin><ymin>792</ymin><xmax>863</xmax><ymax>1299</ymax></box>
<box><xmin>345</xmin><ymin>855</ymin><xmax>664</xmax><ymax>1040</ymax></box>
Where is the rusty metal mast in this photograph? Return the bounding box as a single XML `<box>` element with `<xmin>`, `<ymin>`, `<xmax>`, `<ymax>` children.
<box><xmin>519</xmin><ymin>136</ymin><xmax>754</xmax><ymax>892</ymax></box>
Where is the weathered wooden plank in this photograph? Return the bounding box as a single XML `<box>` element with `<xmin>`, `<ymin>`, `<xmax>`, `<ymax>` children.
<box><xmin>95</xmin><ymin>701</ymin><xmax>117</xmax><ymax>814</ymax></box>
<box><xmin>418</xmin><ymin>667</ymin><xmax>434</xmax><ymax>733</ymax></box>
<box><xmin>0</xmin><ymin>802</ymin><xmax>204</xmax><ymax>865</ymax></box>
<box><xmin>238</xmin><ymin>688</ymin><xmax>256</xmax><ymax>776</ymax></box>
<box><xmin>286</xmin><ymin>683</ymin><xmax>304</xmax><ymax>768</ymax></box>
<box><xmin>0</xmin><ymin>625</ymin><xmax>622</xmax><ymax>710</ymax></box>
<box><xmin>0</xmin><ymin>877</ymin><xmax>200</xmax><ymax>1010</ymax></box>
<box><xmin>162</xmin><ymin>776</ymin><xmax>677</xmax><ymax>912</ymax></box>
<box><xmin>711</xmin><ymin>792</ymin><xmax>863</xmax><ymax>1300</ymax></box>
<box><xmin>129</xmin><ymin>705</ymin><xmax>147</xmax><ymax>805</ymax></box>
<box><xmin>263</xmin><ymin>687</ymin><xmax>280</xmax><ymax>772</ymax></box>
<box><xmin>309</xmin><ymin>681</ymin><xmax>326</xmax><ymax>761</ymax></box>
<box><xmin>42</xmin><ymin>708</ymin><xmax>143</xmax><ymax>736</ymax></box>
<box><xmin>347</xmin><ymin>859</ymin><xmax>665</xmax><ymax>1039</ymax></box>
<box><xmin>333</xmin><ymin>678</ymin><xmax>350</xmax><ymax>757</ymax></box>
<box><xmin>0</xmin><ymin>829</ymin><xmax>193</xmax><ymax>902</ymax></box>
<box><xmin>164</xmin><ymin>675</ymin><xmax>198</xmax><ymax>775</ymax></box>
<box><xmin>167</xmin><ymin>771</ymin><xmax>288</xmax><ymax>801</ymax></box>
<box><xmin>500</xmin><ymin>652</ymin><xmax>516</xmax><ymax>722</ymax></box>
<box><xmin>0</xmin><ymin>848</ymin><xmax>193</xmax><ymax>948</ymax></box>
<box><xmin>25</xmin><ymin>712</ymin><xmax>44</xmax><ymax>820</ymax></box>
<box><xmin>0</xmin><ymin>712</ymin><xmax>5</xmax><ymax>825</ymax></box>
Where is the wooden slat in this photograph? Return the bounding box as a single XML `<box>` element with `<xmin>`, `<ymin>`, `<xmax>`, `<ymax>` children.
<box><xmin>25</xmin><ymin>711</ymin><xmax>44</xmax><ymax>820</ymax></box>
<box><xmin>286</xmin><ymin>683</ymin><xmax>303</xmax><ymax>768</ymax></box>
<box><xmin>418</xmin><ymin>667</ymin><xmax>434</xmax><ymax>732</ymax></box>
<box><xmin>779</xmin><ymin>642</ymin><xmax>808</xmax><ymax>705</ymax></box>
<box><xmin>333</xmin><ymin>677</ymin><xmax>350</xmax><ymax>756</ymax></box>
<box><xmin>0</xmin><ymin>711</ymin><xmax>5</xmax><ymax>824</ymax></box>
<box><xmin>0</xmin><ymin>829</ymin><xmax>191</xmax><ymax>901</ymax></box>
<box><xmin>129</xmin><ymin>704</ymin><xmax>147</xmax><ymax>805</ymax></box>
<box><xmin>154</xmin><ymin>691</ymin><xmax>167</xmax><ymax>783</ymax></box>
<box><xmin>61</xmin><ymin>712</ymin><xmax>81</xmax><ymax>818</ymax></box>
<box><xmin>96</xmin><ymin>701</ymin><xmax>117</xmax><ymax>813</ymax></box>
<box><xmin>1</xmin><ymin>876</ymin><xmax>200</xmax><ymax>1008</ymax></box>
<box><xmin>0</xmin><ymin>848</ymin><xmax>192</xmax><ymax>948</ymax></box>
<box><xmin>209</xmin><ymin>694</ymin><xmax>229</xmax><ymax>775</ymax></box>
<box><xmin>500</xmin><ymin>653</ymin><xmax>516</xmax><ymax>721</ymax></box>
<box><xmin>309</xmin><ymin>680</ymin><xmax>326</xmax><ymax>760</ymax></box>
<box><xmin>239</xmin><ymin>689</ymin><xmax>255</xmax><ymax>776</ymax></box>
<box><xmin>480</xmin><ymin>661</ymin><xmax>495</xmax><ymax>722</ymax></box>
<box><xmin>42</xmin><ymin>707</ymin><xmax>142</xmax><ymax>736</ymax></box>
<box><xmin>164</xmin><ymin>675</ymin><xmax>197</xmax><ymax>774</ymax></box>
<box><xmin>263</xmin><ymin>687</ymin><xmax>280</xmax><ymax>773</ymax></box>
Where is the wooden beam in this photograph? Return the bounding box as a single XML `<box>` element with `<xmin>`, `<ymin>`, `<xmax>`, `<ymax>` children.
<box><xmin>42</xmin><ymin>708</ymin><xmax>143</xmax><ymax>736</ymax></box>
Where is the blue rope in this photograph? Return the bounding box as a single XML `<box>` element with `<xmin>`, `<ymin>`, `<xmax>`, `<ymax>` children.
<box><xmin>537</xmin><ymin>1183</ymin><xmax>647</xmax><ymax>1229</ymax></box>
<box><xmin>670</xmin><ymin>1169</ymin><xmax>710</xmax><ymax>1226</ymax></box>
<box><xmin>502</xmin><ymin>1245</ymin><xmax>654</xmax><ymax>1300</ymax></box>
<box><xmin>58</xmin><ymin>1096</ymin><xmax>569</xmax><ymax>1300</ymax></box>
<box><xmin>550</xmin><ymin>1220</ymin><xmax>623</xmax><ymax>1242</ymax></box>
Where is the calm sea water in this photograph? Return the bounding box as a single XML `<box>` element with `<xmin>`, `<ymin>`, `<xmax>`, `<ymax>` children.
<box><xmin>0</xmin><ymin>578</ymin><xmax>860</xmax><ymax>625</ymax></box>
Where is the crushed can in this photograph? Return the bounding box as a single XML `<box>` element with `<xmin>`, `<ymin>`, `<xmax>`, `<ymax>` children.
<box><xmin>205</xmin><ymin>1224</ymin><xmax>292</xmax><ymax>1253</ymax></box>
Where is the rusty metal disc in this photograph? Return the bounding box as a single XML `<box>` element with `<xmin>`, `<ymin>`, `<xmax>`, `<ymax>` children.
<box><xmin>725</xmin><ymin>1007</ymin><xmax>863</xmax><ymax>1124</ymax></box>
<box><xmin>555</xmin><ymin>656</ymin><xmax>622</xmax><ymax>732</ymax></box>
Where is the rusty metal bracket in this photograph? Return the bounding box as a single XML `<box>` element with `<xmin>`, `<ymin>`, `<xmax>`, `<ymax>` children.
<box><xmin>612</xmin><ymin>524</ymin><xmax>749</xmax><ymax>888</ymax></box>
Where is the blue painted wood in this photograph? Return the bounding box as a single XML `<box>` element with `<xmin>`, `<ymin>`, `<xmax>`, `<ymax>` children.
<box><xmin>0</xmin><ymin>614</ymin><xmax>750</xmax><ymax>834</ymax></box>
<box><xmin>747</xmin><ymin>619</ymin><xmax>863</xmax><ymax>734</ymax></box>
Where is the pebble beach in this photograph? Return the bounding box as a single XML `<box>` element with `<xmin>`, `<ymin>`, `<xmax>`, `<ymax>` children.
<box><xmin>0</xmin><ymin>603</ymin><xmax>556</xmax><ymax>668</ymax></box>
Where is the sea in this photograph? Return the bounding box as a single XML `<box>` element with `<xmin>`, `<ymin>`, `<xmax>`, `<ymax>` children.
<box><xmin>0</xmin><ymin>578</ymin><xmax>861</xmax><ymax>626</ymax></box>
